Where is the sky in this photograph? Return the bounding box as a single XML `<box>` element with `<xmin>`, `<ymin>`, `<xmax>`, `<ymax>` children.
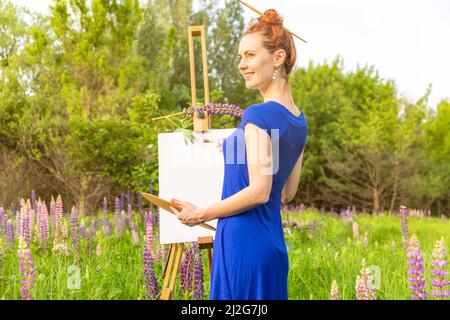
<box><xmin>10</xmin><ymin>0</ymin><xmax>450</xmax><ymax>108</ymax></box>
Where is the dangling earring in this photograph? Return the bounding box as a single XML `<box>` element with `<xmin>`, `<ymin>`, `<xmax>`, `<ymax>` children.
<box><xmin>272</xmin><ymin>66</ymin><xmax>278</xmax><ymax>80</ymax></box>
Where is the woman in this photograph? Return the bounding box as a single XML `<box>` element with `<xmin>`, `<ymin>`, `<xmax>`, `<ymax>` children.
<box><xmin>169</xmin><ymin>9</ymin><xmax>308</xmax><ymax>300</ymax></box>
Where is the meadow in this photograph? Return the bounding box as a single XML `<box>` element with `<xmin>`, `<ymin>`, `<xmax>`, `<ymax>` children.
<box><xmin>0</xmin><ymin>197</ymin><xmax>449</xmax><ymax>300</ymax></box>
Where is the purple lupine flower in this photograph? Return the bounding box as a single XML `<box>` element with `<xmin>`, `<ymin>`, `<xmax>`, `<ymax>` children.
<box><xmin>0</xmin><ymin>207</ymin><xmax>6</xmax><ymax>234</ymax></box>
<box><xmin>143</xmin><ymin>216</ymin><xmax>158</xmax><ymax>299</ymax></box>
<box><xmin>120</xmin><ymin>193</ymin><xmax>124</xmax><ymax>212</ymax></box>
<box><xmin>180</xmin><ymin>245</ymin><xmax>194</xmax><ymax>295</ymax></box>
<box><xmin>399</xmin><ymin>205</ymin><xmax>410</xmax><ymax>250</ymax></box>
<box><xmin>38</xmin><ymin>202</ymin><xmax>49</xmax><ymax>248</ymax></box>
<box><xmin>330</xmin><ymin>280</ymin><xmax>340</xmax><ymax>300</ymax></box>
<box><xmin>70</xmin><ymin>206</ymin><xmax>79</xmax><ymax>250</ymax></box>
<box><xmin>145</xmin><ymin>215</ymin><xmax>154</xmax><ymax>254</ymax></box>
<box><xmin>407</xmin><ymin>234</ymin><xmax>428</xmax><ymax>300</ymax></box>
<box><xmin>18</xmin><ymin>237</ymin><xmax>36</xmax><ymax>300</ymax></box>
<box><xmin>192</xmin><ymin>242</ymin><xmax>204</xmax><ymax>300</ymax></box>
<box><xmin>431</xmin><ymin>237</ymin><xmax>450</xmax><ymax>299</ymax></box>
<box><xmin>355</xmin><ymin>259</ymin><xmax>376</xmax><ymax>300</ymax></box>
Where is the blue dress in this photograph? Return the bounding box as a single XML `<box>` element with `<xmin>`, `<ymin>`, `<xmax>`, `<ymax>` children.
<box><xmin>210</xmin><ymin>100</ymin><xmax>308</xmax><ymax>300</ymax></box>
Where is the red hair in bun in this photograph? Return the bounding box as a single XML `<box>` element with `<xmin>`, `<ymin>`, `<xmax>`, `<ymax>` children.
<box><xmin>244</xmin><ymin>9</ymin><xmax>297</xmax><ymax>76</ymax></box>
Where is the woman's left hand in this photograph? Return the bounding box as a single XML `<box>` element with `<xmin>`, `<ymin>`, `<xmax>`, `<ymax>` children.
<box><xmin>169</xmin><ymin>198</ymin><xmax>207</xmax><ymax>227</ymax></box>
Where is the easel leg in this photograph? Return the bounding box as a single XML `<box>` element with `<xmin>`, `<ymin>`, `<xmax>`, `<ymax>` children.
<box><xmin>161</xmin><ymin>243</ymin><xmax>184</xmax><ymax>300</ymax></box>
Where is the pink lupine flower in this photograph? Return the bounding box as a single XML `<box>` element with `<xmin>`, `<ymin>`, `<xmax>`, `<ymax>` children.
<box><xmin>38</xmin><ymin>202</ymin><xmax>49</xmax><ymax>248</ymax></box>
<box><xmin>355</xmin><ymin>259</ymin><xmax>376</xmax><ymax>300</ymax></box>
<box><xmin>330</xmin><ymin>280</ymin><xmax>340</xmax><ymax>300</ymax></box>
<box><xmin>96</xmin><ymin>242</ymin><xmax>102</xmax><ymax>256</ymax></box>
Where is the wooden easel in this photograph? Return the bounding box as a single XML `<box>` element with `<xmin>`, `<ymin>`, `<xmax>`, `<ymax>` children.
<box><xmin>160</xmin><ymin>25</ymin><xmax>214</xmax><ymax>300</ymax></box>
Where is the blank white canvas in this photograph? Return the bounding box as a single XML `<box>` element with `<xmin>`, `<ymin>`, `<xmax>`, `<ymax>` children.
<box><xmin>158</xmin><ymin>128</ymin><xmax>236</xmax><ymax>244</ymax></box>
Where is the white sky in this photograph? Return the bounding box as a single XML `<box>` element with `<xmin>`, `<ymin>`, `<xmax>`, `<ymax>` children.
<box><xmin>10</xmin><ymin>0</ymin><xmax>450</xmax><ymax>108</ymax></box>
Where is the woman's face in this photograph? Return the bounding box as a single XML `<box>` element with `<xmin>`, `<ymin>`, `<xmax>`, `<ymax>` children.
<box><xmin>238</xmin><ymin>33</ymin><xmax>275</xmax><ymax>91</ymax></box>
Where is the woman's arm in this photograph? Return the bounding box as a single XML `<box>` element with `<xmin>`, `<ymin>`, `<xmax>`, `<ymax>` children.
<box><xmin>171</xmin><ymin>123</ymin><xmax>273</xmax><ymax>227</ymax></box>
<box><xmin>202</xmin><ymin>123</ymin><xmax>273</xmax><ymax>222</ymax></box>
<box><xmin>281</xmin><ymin>148</ymin><xmax>304</xmax><ymax>204</ymax></box>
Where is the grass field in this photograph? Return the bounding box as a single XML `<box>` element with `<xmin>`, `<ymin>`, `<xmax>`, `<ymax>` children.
<box><xmin>1</xmin><ymin>204</ymin><xmax>449</xmax><ymax>300</ymax></box>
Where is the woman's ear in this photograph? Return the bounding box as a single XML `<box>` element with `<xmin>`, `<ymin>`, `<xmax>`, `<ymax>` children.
<box><xmin>273</xmin><ymin>49</ymin><xmax>287</xmax><ymax>67</ymax></box>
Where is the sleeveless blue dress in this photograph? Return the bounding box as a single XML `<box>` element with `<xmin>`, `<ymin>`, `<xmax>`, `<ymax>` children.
<box><xmin>210</xmin><ymin>100</ymin><xmax>308</xmax><ymax>300</ymax></box>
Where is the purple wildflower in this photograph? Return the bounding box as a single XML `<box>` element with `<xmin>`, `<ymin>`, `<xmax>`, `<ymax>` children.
<box><xmin>407</xmin><ymin>234</ymin><xmax>428</xmax><ymax>300</ymax></box>
<box><xmin>18</xmin><ymin>237</ymin><xmax>36</xmax><ymax>300</ymax></box>
<box><xmin>145</xmin><ymin>215</ymin><xmax>154</xmax><ymax>254</ymax></box>
<box><xmin>431</xmin><ymin>237</ymin><xmax>450</xmax><ymax>299</ymax></box>
<box><xmin>0</xmin><ymin>207</ymin><xmax>6</xmax><ymax>233</ymax></box>
<box><xmin>192</xmin><ymin>242</ymin><xmax>204</xmax><ymax>300</ymax></box>
<box><xmin>143</xmin><ymin>216</ymin><xmax>158</xmax><ymax>299</ymax></box>
<box><xmin>180</xmin><ymin>245</ymin><xmax>194</xmax><ymax>295</ymax></box>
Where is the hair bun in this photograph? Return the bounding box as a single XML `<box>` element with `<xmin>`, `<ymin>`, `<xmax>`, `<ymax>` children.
<box><xmin>260</xmin><ymin>9</ymin><xmax>283</xmax><ymax>26</ymax></box>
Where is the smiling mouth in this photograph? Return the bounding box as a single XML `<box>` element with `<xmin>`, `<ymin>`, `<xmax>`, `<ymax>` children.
<box><xmin>243</xmin><ymin>72</ymin><xmax>254</xmax><ymax>80</ymax></box>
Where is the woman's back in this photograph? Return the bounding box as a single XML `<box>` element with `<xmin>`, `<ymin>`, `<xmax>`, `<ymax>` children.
<box><xmin>210</xmin><ymin>100</ymin><xmax>308</xmax><ymax>300</ymax></box>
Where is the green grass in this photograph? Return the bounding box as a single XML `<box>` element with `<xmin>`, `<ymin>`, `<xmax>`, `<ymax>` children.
<box><xmin>0</xmin><ymin>210</ymin><xmax>449</xmax><ymax>300</ymax></box>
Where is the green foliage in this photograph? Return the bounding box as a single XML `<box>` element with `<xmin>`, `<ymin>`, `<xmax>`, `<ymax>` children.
<box><xmin>0</xmin><ymin>0</ymin><xmax>448</xmax><ymax>214</ymax></box>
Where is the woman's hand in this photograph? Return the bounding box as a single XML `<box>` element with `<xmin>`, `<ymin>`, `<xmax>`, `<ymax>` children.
<box><xmin>169</xmin><ymin>198</ymin><xmax>207</xmax><ymax>227</ymax></box>
<box><xmin>217</xmin><ymin>138</ymin><xmax>225</xmax><ymax>152</ymax></box>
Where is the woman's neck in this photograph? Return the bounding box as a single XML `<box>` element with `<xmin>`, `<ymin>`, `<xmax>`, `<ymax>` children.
<box><xmin>260</xmin><ymin>77</ymin><xmax>295</xmax><ymax>108</ymax></box>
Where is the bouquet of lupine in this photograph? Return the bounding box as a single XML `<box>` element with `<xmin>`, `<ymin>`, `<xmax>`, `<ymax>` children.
<box><xmin>184</xmin><ymin>103</ymin><xmax>244</xmax><ymax>118</ymax></box>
